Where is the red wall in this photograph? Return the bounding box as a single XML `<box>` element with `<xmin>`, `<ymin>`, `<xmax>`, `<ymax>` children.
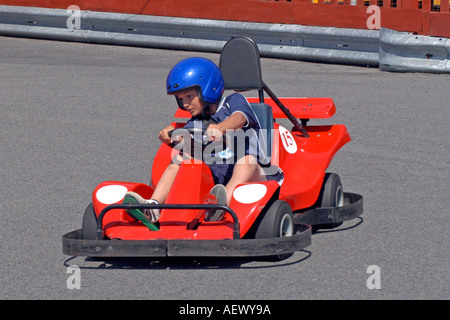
<box><xmin>1</xmin><ymin>0</ymin><xmax>449</xmax><ymax>38</ymax></box>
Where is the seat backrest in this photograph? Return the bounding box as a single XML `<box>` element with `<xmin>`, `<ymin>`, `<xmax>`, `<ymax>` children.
<box><xmin>220</xmin><ymin>37</ymin><xmax>309</xmax><ymax>139</ymax></box>
<box><xmin>219</xmin><ymin>37</ymin><xmax>263</xmax><ymax>92</ymax></box>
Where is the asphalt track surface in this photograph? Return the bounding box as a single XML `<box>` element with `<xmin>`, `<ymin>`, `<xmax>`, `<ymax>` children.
<box><xmin>0</xmin><ymin>36</ymin><xmax>448</xmax><ymax>301</ymax></box>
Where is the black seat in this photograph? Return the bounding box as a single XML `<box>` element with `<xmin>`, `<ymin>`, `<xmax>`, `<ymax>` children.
<box><xmin>219</xmin><ymin>37</ymin><xmax>273</xmax><ymax>162</ymax></box>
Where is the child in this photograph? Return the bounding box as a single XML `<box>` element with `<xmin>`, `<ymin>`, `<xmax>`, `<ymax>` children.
<box><xmin>124</xmin><ymin>57</ymin><xmax>283</xmax><ymax>222</ymax></box>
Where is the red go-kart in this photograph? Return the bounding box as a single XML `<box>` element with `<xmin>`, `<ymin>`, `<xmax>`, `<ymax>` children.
<box><xmin>62</xmin><ymin>38</ymin><xmax>363</xmax><ymax>260</ymax></box>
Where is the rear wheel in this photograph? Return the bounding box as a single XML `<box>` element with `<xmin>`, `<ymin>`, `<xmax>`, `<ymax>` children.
<box><xmin>314</xmin><ymin>173</ymin><xmax>344</xmax><ymax>230</ymax></box>
<box><xmin>255</xmin><ymin>200</ymin><xmax>294</xmax><ymax>260</ymax></box>
<box><xmin>321</xmin><ymin>173</ymin><xmax>344</xmax><ymax>208</ymax></box>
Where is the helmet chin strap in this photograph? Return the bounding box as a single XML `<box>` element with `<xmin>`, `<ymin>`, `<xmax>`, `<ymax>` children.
<box><xmin>200</xmin><ymin>104</ymin><xmax>220</xmax><ymax>129</ymax></box>
<box><xmin>201</xmin><ymin>98</ymin><xmax>220</xmax><ymax>120</ymax></box>
<box><xmin>202</xmin><ymin>104</ymin><xmax>211</xmax><ymax>120</ymax></box>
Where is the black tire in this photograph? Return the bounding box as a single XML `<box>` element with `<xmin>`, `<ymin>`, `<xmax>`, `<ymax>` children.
<box><xmin>254</xmin><ymin>200</ymin><xmax>294</xmax><ymax>260</ymax></box>
<box><xmin>314</xmin><ymin>173</ymin><xmax>344</xmax><ymax>230</ymax></box>
<box><xmin>320</xmin><ymin>173</ymin><xmax>344</xmax><ymax>208</ymax></box>
<box><xmin>81</xmin><ymin>203</ymin><xmax>98</xmax><ymax>240</ymax></box>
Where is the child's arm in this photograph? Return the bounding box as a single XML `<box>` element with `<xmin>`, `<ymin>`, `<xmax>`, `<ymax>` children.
<box><xmin>206</xmin><ymin>112</ymin><xmax>247</xmax><ymax>141</ymax></box>
<box><xmin>158</xmin><ymin>124</ymin><xmax>176</xmax><ymax>144</ymax></box>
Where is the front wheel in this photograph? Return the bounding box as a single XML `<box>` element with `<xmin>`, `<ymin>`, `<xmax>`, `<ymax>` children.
<box><xmin>81</xmin><ymin>203</ymin><xmax>98</xmax><ymax>240</ymax></box>
<box><xmin>254</xmin><ymin>200</ymin><xmax>294</xmax><ymax>260</ymax></box>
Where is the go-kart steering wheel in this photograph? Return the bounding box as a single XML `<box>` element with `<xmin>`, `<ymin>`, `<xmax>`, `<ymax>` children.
<box><xmin>168</xmin><ymin>127</ymin><xmax>209</xmax><ymax>147</ymax></box>
<box><xmin>168</xmin><ymin>127</ymin><xmax>217</xmax><ymax>158</ymax></box>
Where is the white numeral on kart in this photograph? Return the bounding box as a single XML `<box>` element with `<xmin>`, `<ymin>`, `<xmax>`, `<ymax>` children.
<box><xmin>279</xmin><ymin>126</ymin><xmax>297</xmax><ymax>154</ymax></box>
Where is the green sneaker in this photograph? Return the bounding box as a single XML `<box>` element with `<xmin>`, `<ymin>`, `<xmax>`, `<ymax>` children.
<box><xmin>122</xmin><ymin>191</ymin><xmax>160</xmax><ymax>231</ymax></box>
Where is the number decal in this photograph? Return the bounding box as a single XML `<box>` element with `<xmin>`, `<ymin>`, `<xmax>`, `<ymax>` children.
<box><xmin>279</xmin><ymin>126</ymin><xmax>297</xmax><ymax>154</ymax></box>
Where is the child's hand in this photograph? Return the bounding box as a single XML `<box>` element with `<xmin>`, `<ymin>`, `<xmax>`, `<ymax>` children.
<box><xmin>158</xmin><ymin>125</ymin><xmax>175</xmax><ymax>144</ymax></box>
<box><xmin>206</xmin><ymin>124</ymin><xmax>226</xmax><ymax>141</ymax></box>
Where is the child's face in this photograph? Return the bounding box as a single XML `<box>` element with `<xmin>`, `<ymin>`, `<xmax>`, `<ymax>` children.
<box><xmin>176</xmin><ymin>88</ymin><xmax>203</xmax><ymax>117</ymax></box>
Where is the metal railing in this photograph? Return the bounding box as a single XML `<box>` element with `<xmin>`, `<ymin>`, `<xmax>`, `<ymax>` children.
<box><xmin>0</xmin><ymin>0</ymin><xmax>448</xmax><ymax>37</ymax></box>
<box><xmin>0</xmin><ymin>3</ymin><xmax>448</xmax><ymax>73</ymax></box>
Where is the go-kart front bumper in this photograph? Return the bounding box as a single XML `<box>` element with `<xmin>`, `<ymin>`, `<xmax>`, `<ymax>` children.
<box><xmin>62</xmin><ymin>192</ymin><xmax>362</xmax><ymax>258</ymax></box>
<box><xmin>62</xmin><ymin>224</ymin><xmax>311</xmax><ymax>258</ymax></box>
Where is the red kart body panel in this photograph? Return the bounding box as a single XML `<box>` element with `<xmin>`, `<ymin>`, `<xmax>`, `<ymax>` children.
<box><xmin>92</xmin><ymin>178</ymin><xmax>280</xmax><ymax>241</ymax></box>
<box><xmin>275</xmin><ymin>123</ymin><xmax>350</xmax><ymax>210</ymax></box>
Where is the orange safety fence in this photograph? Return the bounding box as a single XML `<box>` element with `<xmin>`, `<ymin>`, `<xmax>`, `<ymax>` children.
<box><xmin>0</xmin><ymin>0</ymin><xmax>449</xmax><ymax>38</ymax></box>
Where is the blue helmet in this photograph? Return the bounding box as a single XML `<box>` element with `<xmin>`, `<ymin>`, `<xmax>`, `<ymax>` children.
<box><xmin>166</xmin><ymin>57</ymin><xmax>224</xmax><ymax>108</ymax></box>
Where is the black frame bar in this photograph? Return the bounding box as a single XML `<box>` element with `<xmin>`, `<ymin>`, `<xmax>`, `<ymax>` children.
<box><xmin>293</xmin><ymin>192</ymin><xmax>363</xmax><ymax>226</ymax></box>
<box><xmin>97</xmin><ymin>203</ymin><xmax>241</xmax><ymax>240</ymax></box>
<box><xmin>62</xmin><ymin>224</ymin><xmax>312</xmax><ymax>258</ymax></box>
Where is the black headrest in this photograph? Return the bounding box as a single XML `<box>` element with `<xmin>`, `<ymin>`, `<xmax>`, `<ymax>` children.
<box><xmin>219</xmin><ymin>37</ymin><xmax>263</xmax><ymax>91</ymax></box>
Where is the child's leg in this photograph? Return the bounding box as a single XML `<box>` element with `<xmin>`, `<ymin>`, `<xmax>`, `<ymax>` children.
<box><xmin>225</xmin><ymin>155</ymin><xmax>266</xmax><ymax>205</ymax></box>
<box><xmin>151</xmin><ymin>155</ymin><xmax>182</xmax><ymax>204</ymax></box>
